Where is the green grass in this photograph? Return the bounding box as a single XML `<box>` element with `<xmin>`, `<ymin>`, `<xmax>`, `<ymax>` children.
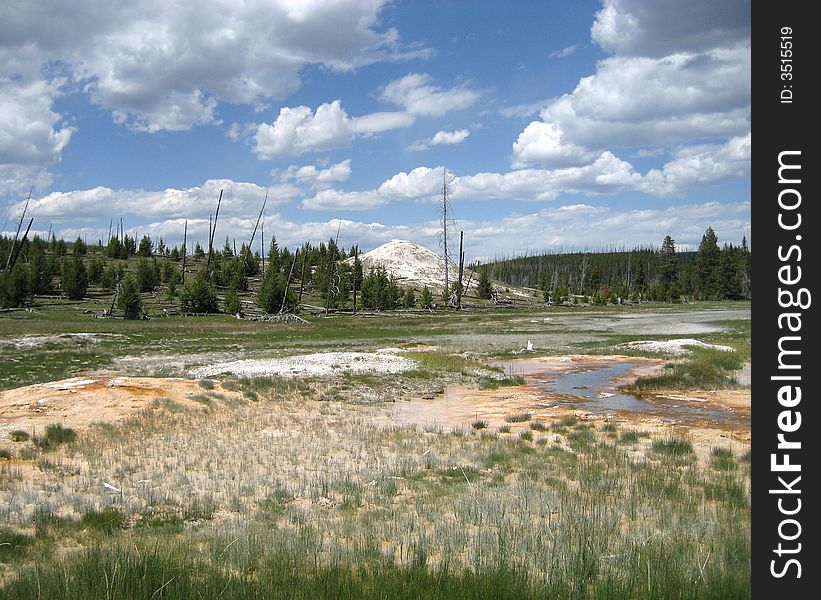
<box><xmin>9</xmin><ymin>430</ymin><xmax>29</xmax><ymax>442</ymax></box>
<box><xmin>710</xmin><ymin>447</ymin><xmax>737</xmax><ymax>471</ymax></box>
<box><xmin>504</xmin><ymin>413</ymin><xmax>532</xmax><ymax>423</ymax></box>
<box><xmin>626</xmin><ymin>346</ymin><xmax>745</xmax><ymax>391</ymax></box>
<box><xmin>33</xmin><ymin>423</ymin><xmax>77</xmax><ymax>451</ymax></box>
<box><xmin>651</xmin><ymin>437</ymin><xmax>694</xmax><ymax>457</ymax></box>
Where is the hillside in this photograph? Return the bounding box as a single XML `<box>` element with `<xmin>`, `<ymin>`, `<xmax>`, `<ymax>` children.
<box><xmin>355</xmin><ymin>239</ymin><xmax>474</xmax><ymax>291</ymax></box>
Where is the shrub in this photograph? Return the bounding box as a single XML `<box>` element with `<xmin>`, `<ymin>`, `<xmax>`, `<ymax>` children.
<box><xmin>505</xmin><ymin>413</ymin><xmax>532</xmax><ymax>423</ymax></box>
<box><xmin>118</xmin><ymin>275</ymin><xmax>143</xmax><ymax>320</ymax></box>
<box><xmin>34</xmin><ymin>424</ymin><xmax>77</xmax><ymax>451</ymax></box>
<box><xmin>180</xmin><ymin>271</ymin><xmax>219</xmax><ymax>313</ymax></box>
<box><xmin>81</xmin><ymin>508</ymin><xmax>125</xmax><ymax>535</ymax></box>
<box><xmin>651</xmin><ymin>437</ymin><xmax>694</xmax><ymax>456</ymax></box>
<box><xmin>224</xmin><ymin>289</ymin><xmax>242</xmax><ymax>315</ymax></box>
<box><xmin>61</xmin><ymin>255</ymin><xmax>87</xmax><ymax>300</ymax></box>
<box><xmin>9</xmin><ymin>430</ymin><xmax>30</xmax><ymax>442</ymax></box>
<box><xmin>471</xmin><ymin>420</ymin><xmax>488</xmax><ymax>430</ymax></box>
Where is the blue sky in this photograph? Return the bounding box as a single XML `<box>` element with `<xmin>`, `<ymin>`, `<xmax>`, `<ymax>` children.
<box><xmin>1</xmin><ymin>0</ymin><xmax>750</xmax><ymax>260</ymax></box>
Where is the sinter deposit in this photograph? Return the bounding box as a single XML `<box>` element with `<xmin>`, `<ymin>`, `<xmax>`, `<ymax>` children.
<box><xmin>191</xmin><ymin>350</ymin><xmax>416</xmax><ymax>378</ymax></box>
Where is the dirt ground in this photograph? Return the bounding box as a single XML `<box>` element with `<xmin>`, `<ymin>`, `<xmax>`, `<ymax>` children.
<box><xmin>1</xmin><ymin>354</ymin><xmax>750</xmax><ymax>468</ymax></box>
<box><xmin>0</xmin><ymin>376</ymin><xmax>207</xmax><ymax>437</ymax></box>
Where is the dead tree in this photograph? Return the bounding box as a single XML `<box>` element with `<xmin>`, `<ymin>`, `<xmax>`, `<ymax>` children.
<box><xmin>5</xmin><ymin>189</ymin><xmax>30</xmax><ymax>272</ymax></box>
<box><xmin>455</xmin><ymin>230</ymin><xmax>465</xmax><ymax>309</ymax></box>
<box><xmin>279</xmin><ymin>248</ymin><xmax>299</xmax><ymax>314</ymax></box>
<box><xmin>297</xmin><ymin>242</ymin><xmax>308</xmax><ymax>308</ymax></box>
<box><xmin>352</xmin><ymin>246</ymin><xmax>359</xmax><ymax>315</ymax></box>
<box><xmin>206</xmin><ymin>189</ymin><xmax>223</xmax><ymax>271</ymax></box>
<box><xmin>181</xmin><ymin>220</ymin><xmax>188</xmax><ymax>285</ymax></box>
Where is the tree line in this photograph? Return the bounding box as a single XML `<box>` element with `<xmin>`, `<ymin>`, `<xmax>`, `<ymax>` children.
<box><xmin>1</xmin><ymin>226</ymin><xmax>749</xmax><ymax>316</ymax></box>
<box><xmin>483</xmin><ymin>227</ymin><xmax>751</xmax><ymax>304</ymax></box>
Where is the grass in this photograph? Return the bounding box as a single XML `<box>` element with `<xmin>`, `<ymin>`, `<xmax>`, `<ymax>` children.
<box><xmin>651</xmin><ymin>437</ymin><xmax>694</xmax><ymax>457</ymax></box>
<box><xmin>9</xmin><ymin>430</ymin><xmax>29</xmax><ymax>442</ymax></box>
<box><xmin>625</xmin><ymin>346</ymin><xmax>745</xmax><ymax>391</ymax></box>
<box><xmin>33</xmin><ymin>423</ymin><xmax>77</xmax><ymax>451</ymax></box>
<box><xmin>504</xmin><ymin>413</ymin><xmax>532</xmax><ymax>423</ymax></box>
<box><xmin>0</xmin><ymin>302</ymin><xmax>750</xmax><ymax>597</ymax></box>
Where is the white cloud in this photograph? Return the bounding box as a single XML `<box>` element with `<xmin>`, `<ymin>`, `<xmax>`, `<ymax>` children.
<box><xmin>508</xmin><ymin>0</ymin><xmax>750</xmax><ymax>199</ymax></box>
<box><xmin>1</xmin><ymin>0</ymin><xmax>425</xmax><ymax>133</ymax></box>
<box><xmin>0</xmin><ymin>77</ymin><xmax>74</xmax><ymax>195</ymax></box>
<box><xmin>353</xmin><ymin>111</ymin><xmax>416</xmax><ymax>134</ymax></box>
<box><xmin>378</xmin><ymin>167</ymin><xmax>445</xmax><ymax>199</ymax></box>
<box><xmin>254</xmin><ymin>101</ymin><xmax>355</xmax><ymax>158</ymax></box>
<box><xmin>379</xmin><ymin>73</ymin><xmax>479</xmax><ymax>117</ymax></box>
<box><xmin>253</xmin><ymin>73</ymin><xmax>475</xmax><ymax>157</ymax></box>
<box><xmin>549</xmin><ymin>44</ymin><xmax>580</xmax><ymax>59</ymax></box>
<box><xmin>301</xmin><ymin>189</ymin><xmax>386</xmax><ymax>211</ymax></box>
<box><xmin>640</xmin><ymin>133</ymin><xmax>751</xmax><ymax>196</ymax></box>
<box><xmin>14</xmin><ymin>179</ymin><xmax>298</xmax><ymax>222</ymax></box>
<box><xmin>591</xmin><ymin>0</ymin><xmax>751</xmax><ymax>57</ymax></box>
<box><xmin>407</xmin><ymin>129</ymin><xmax>470</xmax><ymax>151</ymax></box>
<box><xmin>512</xmin><ymin>121</ymin><xmax>597</xmax><ymax>168</ymax></box>
<box><xmin>46</xmin><ymin>200</ymin><xmax>751</xmax><ymax>261</ymax></box>
<box><xmin>278</xmin><ymin>159</ymin><xmax>353</xmax><ymax>189</ymax></box>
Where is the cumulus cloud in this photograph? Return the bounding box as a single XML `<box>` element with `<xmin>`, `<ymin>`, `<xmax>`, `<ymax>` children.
<box><xmin>14</xmin><ymin>179</ymin><xmax>298</xmax><ymax>223</ymax></box>
<box><xmin>253</xmin><ymin>74</ymin><xmax>477</xmax><ymax>157</ymax></box>
<box><xmin>0</xmin><ymin>0</ymin><xmax>425</xmax><ymax>134</ymax></box>
<box><xmin>640</xmin><ymin>133</ymin><xmax>751</xmax><ymax>196</ymax></box>
<box><xmin>0</xmin><ymin>77</ymin><xmax>74</xmax><ymax>196</ymax></box>
<box><xmin>254</xmin><ymin>101</ymin><xmax>355</xmax><ymax>158</ymax></box>
<box><xmin>591</xmin><ymin>0</ymin><xmax>750</xmax><ymax>57</ymax></box>
<box><xmin>278</xmin><ymin>159</ymin><xmax>353</xmax><ymax>189</ymax></box>
<box><xmin>379</xmin><ymin>73</ymin><xmax>479</xmax><ymax>117</ymax></box>
<box><xmin>510</xmin><ymin>0</ymin><xmax>750</xmax><ymax>197</ymax></box>
<box><xmin>46</xmin><ymin>200</ymin><xmax>750</xmax><ymax>261</ymax></box>
<box><xmin>407</xmin><ymin>128</ymin><xmax>470</xmax><ymax>151</ymax></box>
<box><xmin>301</xmin><ymin>189</ymin><xmax>386</xmax><ymax>211</ymax></box>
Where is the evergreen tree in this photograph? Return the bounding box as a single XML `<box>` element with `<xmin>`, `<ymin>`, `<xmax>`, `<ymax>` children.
<box><xmin>118</xmin><ymin>275</ymin><xmax>143</xmax><ymax>320</ymax></box>
<box><xmin>61</xmin><ymin>255</ymin><xmax>88</xmax><ymax>300</ymax></box>
<box><xmin>476</xmin><ymin>268</ymin><xmax>493</xmax><ymax>299</ymax></box>
<box><xmin>660</xmin><ymin>236</ymin><xmax>678</xmax><ymax>291</ymax></box>
<box><xmin>72</xmin><ymin>236</ymin><xmax>87</xmax><ymax>256</ymax></box>
<box><xmin>257</xmin><ymin>269</ymin><xmax>294</xmax><ymax>313</ymax></box>
<box><xmin>88</xmin><ymin>256</ymin><xmax>106</xmax><ymax>284</ymax></box>
<box><xmin>420</xmin><ymin>285</ymin><xmax>434</xmax><ymax>309</ymax></box>
<box><xmin>28</xmin><ymin>249</ymin><xmax>56</xmax><ymax>295</ymax></box>
<box><xmin>694</xmin><ymin>227</ymin><xmax>721</xmax><ymax>300</ymax></box>
<box><xmin>180</xmin><ymin>271</ymin><xmax>219</xmax><ymax>313</ymax></box>
<box><xmin>0</xmin><ymin>263</ymin><xmax>30</xmax><ymax>308</ymax></box>
<box><xmin>223</xmin><ymin>289</ymin><xmax>242</xmax><ymax>315</ymax></box>
<box><xmin>719</xmin><ymin>244</ymin><xmax>744</xmax><ymax>300</ymax></box>
<box><xmin>403</xmin><ymin>287</ymin><xmax>416</xmax><ymax>308</ymax></box>
<box><xmin>193</xmin><ymin>242</ymin><xmax>205</xmax><ymax>259</ymax></box>
<box><xmin>135</xmin><ymin>258</ymin><xmax>160</xmax><ymax>292</ymax></box>
<box><xmin>137</xmin><ymin>235</ymin><xmax>153</xmax><ymax>257</ymax></box>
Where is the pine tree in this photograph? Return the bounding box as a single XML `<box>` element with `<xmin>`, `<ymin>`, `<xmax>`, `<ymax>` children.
<box><xmin>180</xmin><ymin>271</ymin><xmax>219</xmax><ymax>313</ymax></box>
<box><xmin>135</xmin><ymin>258</ymin><xmax>160</xmax><ymax>292</ymax></box>
<box><xmin>61</xmin><ymin>255</ymin><xmax>88</xmax><ymax>300</ymax></box>
<box><xmin>476</xmin><ymin>268</ymin><xmax>493</xmax><ymax>299</ymax></box>
<box><xmin>118</xmin><ymin>275</ymin><xmax>143</xmax><ymax>320</ymax></box>
<box><xmin>694</xmin><ymin>227</ymin><xmax>721</xmax><ymax>300</ymax></box>
<box><xmin>420</xmin><ymin>285</ymin><xmax>434</xmax><ymax>309</ymax></box>
<box><xmin>223</xmin><ymin>289</ymin><xmax>242</xmax><ymax>315</ymax></box>
<box><xmin>403</xmin><ymin>287</ymin><xmax>416</xmax><ymax>308</ymax></box>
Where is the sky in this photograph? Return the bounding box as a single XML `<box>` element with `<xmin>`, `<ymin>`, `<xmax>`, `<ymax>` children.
<box><xmin>1</xmin><ymin>0</ymin><xmax>751</xmax><ymax>261</ymax></box>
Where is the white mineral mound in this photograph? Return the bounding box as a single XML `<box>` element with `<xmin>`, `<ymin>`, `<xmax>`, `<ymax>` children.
<box><xmin>354</xmin><ymin>239</ymin><xmax>470</xmax><ymax>290</ymax></box>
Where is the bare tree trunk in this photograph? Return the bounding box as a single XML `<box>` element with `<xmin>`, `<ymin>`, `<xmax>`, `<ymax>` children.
<box><xmin>181</xmin><ymin>220</ymin><xmax>188</xmax><ymax>285</ymax></box>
